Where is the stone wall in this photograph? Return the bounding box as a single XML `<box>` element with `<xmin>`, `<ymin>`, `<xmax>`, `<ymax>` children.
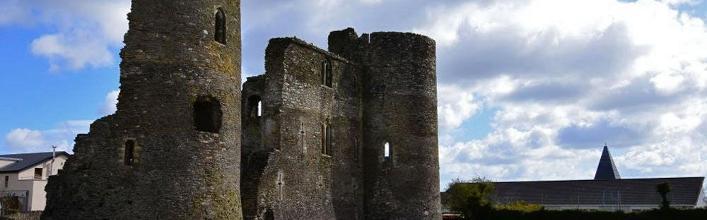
<box><xmin>242</xmin><ymin>29</ymin><xmax>440</xmax><ymax>220</ymax></box>
<box><xmin>360</xmin><ymin>32</ymin><xmax>441</xmax><ymax>220</ymax></box>
<box><xmin>42</xmin><ymin>0</ymin><xmax>243</xmax><ymax>219</ymax></box>
<box><xmin>241</xmin><ymin>38</ymin><xmax>364</xmax><ymax>220</ymax></box>
<box><xmin>41</xmin><ymin>0</ymin><xmax>440</xmax><ymax>219</ymax></box>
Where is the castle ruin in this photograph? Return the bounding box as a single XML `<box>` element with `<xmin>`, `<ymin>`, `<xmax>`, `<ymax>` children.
<box><xmin>42</xmin><ymin>0</ymin><xmax>440</xmax><ymax>219</ymax></box>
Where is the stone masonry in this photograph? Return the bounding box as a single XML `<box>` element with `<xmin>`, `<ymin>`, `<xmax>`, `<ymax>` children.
<box><xmin>42</xmin><ymin>0</ymin><xmax>243</xmax><ymax>219</ymax></box>
<box><xmin>240</xmin><ymin>29</ymin><xmax>440</xmax><ymax>220</ymax></box>
<box><xmin>42</xmin><ymin>0</ymin><xmax>440</xmax><ymax>219</ymax></box>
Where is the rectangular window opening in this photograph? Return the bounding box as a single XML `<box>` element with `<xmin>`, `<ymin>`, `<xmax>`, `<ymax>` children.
<box><xmin>125</xmin><ymin>140</ymin><xmax>136</xmax><ymax>166</ymax></box>
<box><xmin>384</xmin><ymin>142</ymin><xmax>391</xmax><ymax>161</ymax></box>
<box><xmin>34</xmin><ymin>168</ymin><xmax>43</xmax><ymax>180</ymax></box>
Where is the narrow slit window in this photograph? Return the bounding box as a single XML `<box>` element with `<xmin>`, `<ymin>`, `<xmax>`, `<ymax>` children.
<box><xmin>326</xmin><ymin>125</ymin><xmax>332</xmax><ymax>155</ymax></box>
<box><xmin>124</xmin><ymin>140</ymin><xmax>135</xmax><ymax>166</ymax></box>
<box><xmin>194</xmin><ymin>96</ymin><xmax>223</xmax><ymax>133</ymax></box>
<box><xmin>322</xmin><ymin>60</ymin><xmax>333</xmax><ymax>87</ymax></box>
<box><xmin>384</xmin><ymin>142</ymin><xmax>391</xmax><ymax>161</ymax></box>
<box><xmin>215</xmin><ymin>8</ymin><xmax>227</xmax><ymax>44</ymax></box>
<box><xmin>321</xmin><ymin>124</ymin><xmax>327</xmax><ymax>155</ymax></box>
<box><xmin>353</xmin><ymin>138</ymin><xmax>359</xmax><ymax>162</ymax></box>
<box><xmin>248</xmin><ymin>96</ymin><xmax>262</xmax><ymax>118</ymax></box>
<box><xmin>4</xmin><ymin>176</ymin><xmax>8</xmax><ymax>188</ymax></box>
<box><xmin>321</xmin><ymin>123</ymin><xmax>332</xmax><ymax>156</ymax></box>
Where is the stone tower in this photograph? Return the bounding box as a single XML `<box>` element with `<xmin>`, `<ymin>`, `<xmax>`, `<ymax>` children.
<box><xmin>356</xmin><ymin>32</ymin><xmax>440</xmax><ymax>220</ymax></box>
<box><xmin>42</xmin><ymin>0</ymin><xmax>243</xmax><ymax>219</ymax></box>
<box><xmin>240</xmin><ymin>28</ymin><xmax>441</xmax><ymax>219</ymax></box>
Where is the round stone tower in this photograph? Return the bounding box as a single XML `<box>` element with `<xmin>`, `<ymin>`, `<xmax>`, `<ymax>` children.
<box><xmin>362</xmin><ymin>32</ymin><xmax>441</xmax><ymax>219</ymax></box>
<box><xmin>43</xmin><ymin>0</ymin><xmax>243</xmax><ymax>219</ymax></box>
<box><xmin>116</xmin><ymin>0</ymin><xmax>243</xmax><ymax>218</ymax></box>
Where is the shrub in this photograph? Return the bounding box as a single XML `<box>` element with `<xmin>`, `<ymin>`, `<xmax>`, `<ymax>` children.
<box><xmin>496</xmin><ymin>201</ymin><xmax>543</xmax><ymax>213</ymax></box>
<box><xmin>0</xmin><ymin>196</ymin><xmax>21</xmax><ymax>215</ymax></box>
<box><xmin>445</xmin><ymin>178</ymin><xmax>495</xmax><ymax>220</ymax></box>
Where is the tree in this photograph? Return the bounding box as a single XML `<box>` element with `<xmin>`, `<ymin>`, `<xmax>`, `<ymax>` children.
<box><xmin>445</xmin><ymin>177</ymin><xmax>495</xmax><ymax>220</ymax></box>
<box><xmin>656</xmin><ymin>182</ymin><xmax>671</xmax><ymax>210</ymax></box>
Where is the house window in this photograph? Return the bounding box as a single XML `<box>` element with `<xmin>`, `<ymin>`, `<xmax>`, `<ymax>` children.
<box><xmin>322</xmin><ymin>59</ymin><xmax>333</xmax><ymax>87</ymax></box>
<box><xmin>124</xmin><ymin>140</ymin><xmax>136</xmax><ymax>166</ymax></box>
<box><xmin>34</xmin><ymin>168</ymin><xmax>43</xmax><ymax>180</ymax></box>
<box><xmin>215</xmin><ymin>8</ymin><xmax>226</xmax><ymax>44</ymax></box>
<box><xmin>4</xmin><ymin>176</ymin><xmax>7</xmax><ymax>188</ymax></box>
<box><xmin>384</xmin><ymin>142</ymin><xmax>391</xmax><ymax>161</ymax></box>
<box><xmin>194</xmin><ymin>96</ymin><xmax>222</xmax><ymax>133</ymax></box>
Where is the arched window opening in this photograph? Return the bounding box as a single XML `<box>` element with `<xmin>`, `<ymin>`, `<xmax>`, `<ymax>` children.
<box><xmin>384</xmin><ymin>142</ymin><xmax>391</xmax><ymax>161</ymax></box>
<box><xmin>124</xmin><ymin>140</ymin><xmax>135</xmax><ymax>166</ymax></box>
<box><xmin>215</xmin><ymin>8</ymin><xmax>227</xmax><ymax>44</ymax></box>
<box><xmin>322</xmin><ymin>59</ymin><xmax>333</xmax><ymax>87</ymax></box>
<box><xmin>194</xmin><ymin>96</ymin><xmax>222</xmax><ymax>133</ymax></box>
<box><xmin>248</xmin><ymin>96</ymin><xmax>262</xmax><ymax>118</ymax></box>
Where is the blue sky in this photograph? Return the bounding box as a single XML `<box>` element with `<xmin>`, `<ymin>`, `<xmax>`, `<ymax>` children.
<box><xmin>2</xmin><ymin>0</ymin><xmax>707</xmax><ymax>187</ymax></box>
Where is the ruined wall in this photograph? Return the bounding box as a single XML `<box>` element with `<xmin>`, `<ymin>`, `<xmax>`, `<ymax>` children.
<box><xmin>42</xmin><ymin>0</ymin><xmax>243</xmax><ymax>219</ymax></box>
<box><xmin>243</xmin><ymin>29</ymin><xmax>440</xmax><ymax>220</ymax></box>
<box><xmin>241</xmin><ymin>38</ymin><xmax>364</xmax><ymax>220</ymax></box>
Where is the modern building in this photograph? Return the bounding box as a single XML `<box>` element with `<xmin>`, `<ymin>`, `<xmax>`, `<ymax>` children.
<box><xmin>488</xmin><ymin>146</ymin><xmax>705</xmax><ymax>212</ymax></box>
<box><xmin>0</xmin><ymin>151</ymin><xmax>69</xmax><ymax>212</ymax></box>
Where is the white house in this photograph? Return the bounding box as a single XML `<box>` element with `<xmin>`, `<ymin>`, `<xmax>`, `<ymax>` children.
<box><xmin>0</xmin><ymin>151</ymin><xmax>69</xmax><ymax>212</ymax></box>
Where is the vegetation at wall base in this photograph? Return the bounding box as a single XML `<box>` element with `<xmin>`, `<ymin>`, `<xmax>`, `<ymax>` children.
<box><xmin>0</xmin><ymin>196</ymin><xmax>21</xmax><ymax>215</ymax></box>
<box><xmin>445</xmin><ymin>178</ymin><xmax>706</xmax><ymax>220</ymax></box>
<box><xmin>488</xmin><ymin>208</ymin><xmax>707</xmax><ymax>220</ymax></box>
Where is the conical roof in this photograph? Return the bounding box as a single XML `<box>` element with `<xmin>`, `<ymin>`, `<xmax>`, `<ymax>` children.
<box><xmin>594</xmin><ymin>145</ymin><xmax>621</xmax><ymax>180</ymax></box>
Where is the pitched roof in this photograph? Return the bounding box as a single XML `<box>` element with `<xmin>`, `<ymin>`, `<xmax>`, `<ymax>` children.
<box><xmin>594</xmin><ymin>145</ymin><xmax>620</xmax><ymax>180</ymax></box>
<box><xmin>0</xmin><ymin>151</ymin><xmax>70</xmax><ymax>173</ymax></box>
<box><xmin>490</xmin><ymin>177</ymin><xmax>705</xmax><ymax>206</ymax></box>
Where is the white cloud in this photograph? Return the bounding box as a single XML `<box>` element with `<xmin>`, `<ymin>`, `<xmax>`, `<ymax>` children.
<box><xmin>31</xmin><ymin>33</ymin><xmax>115</xmax><ymax>71</ymax></box>
<box><xmin>438</xmin><ymin>85</ymin><xmax>481</xmax><ymax>130</ymax></box>
<box><xmin>5</xmin><ymin>128</ymin><xmax>45</xmax><ymax>149</ymax></box>
<box><xmin>1</xmin><ymin>0</ymin><xmax>130</xmax><ymax>71</ymax></box>
<box><xmin>100</xmin><ymin>90</ymin><xmax>120</xmax><ymax>115</ymax></box>
<box><xmin>404</xmin><ymin>0</ymin><xmax>707</xmax><ymax>185</ymax></box>
<box><xmin>3</xmin><ymin>120</ymin><xmax>91</xmax><ymax>153</ymax></box>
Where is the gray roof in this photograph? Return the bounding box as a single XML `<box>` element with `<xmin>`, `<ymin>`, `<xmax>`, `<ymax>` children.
<box><xmin>0</xmin><ymin>152</ymin><xmax>69</xmax><ymax>173</ymax></box>
<box><xmin>491</xmin><ymin>177</ymin><xmax>705</xmax><ymax>206</ymax></box>
<box><xmin>594</xmin><ymin>145</ymin><xmax>620</xmax><ymax>180</ymax></box>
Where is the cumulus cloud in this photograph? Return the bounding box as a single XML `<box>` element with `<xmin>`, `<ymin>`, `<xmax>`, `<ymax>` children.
<box><xmin>417</xmin><ymin>0</ymin><xmax>707</xmax><ymax>184</ymax></box>
<box><xmin>5</xmin><ymin>128</ymin><xmax>45</xmax><ymax>149</ymax></box>
<box><xmin>100</xmin><ymin>90</ymin><xmax>120</xmax><ymax>115</ymax></box>
<box><xmin>4</xmin><ymin>121</ymin><xmax>91</xmax><ymax>153</ymax></box>
<box><xmin>1</xmin><ymin>0</ymin><xmax>130</xmax><ymax>71</ymax></box>
<box><xmin>3</xmin><ymin>90</ymin><xmax>117</xmax><ymax>154</ymax></box>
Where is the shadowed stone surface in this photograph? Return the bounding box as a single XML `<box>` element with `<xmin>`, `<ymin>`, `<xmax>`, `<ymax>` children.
<box><xmin>241</xmin><ymin>28</ymin><xmax>441</xmax><ymax>220</ymax></box>
<box><xmin>42</xmin><ymin>0</ymin><xmax>243</xmax><ymax>219</ymax></box>
<box><xmin>42</xmin><ymin>1</ymin><xmax>440</xmax><ymax>219</ymax></box>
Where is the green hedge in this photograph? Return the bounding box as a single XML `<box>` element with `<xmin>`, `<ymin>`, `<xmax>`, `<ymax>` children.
<box><xmin>485</xmin><ymin>208</ymin><xmax>707</xmax><ymax>220</ymax></box>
